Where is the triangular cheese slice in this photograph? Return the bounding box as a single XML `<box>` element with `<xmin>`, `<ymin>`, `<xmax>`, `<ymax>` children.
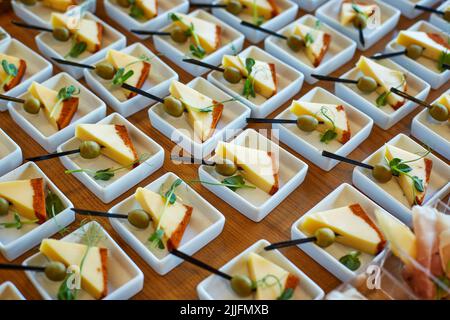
<box><xmin>290</xmin><ymin>101</ymin><xmax>351</xmax><ymax>144</ymax></box>
<box><xmin>105</xmin><ymin>50</ymin><xmax>150</xmax><ymax>99</ymax></box>
<box><xmin>51</xmin><ymin>12</ymin><xmax>78</xmax><ymax>32</ymax></box>
<box><xmin>240</xmin><ymin>0</ymin><xmax>278</xmax><ymax>20</ymax></box>
<box><xmin>293</xmin><ymin>23</ymin><xmax>331</xmax><ymax>67</ymax></box>
<box><xmin>169</xmin><ymin>81</ymin><xmax>223</xmax><ymax>142</ymax></box>
<box><xmin>0</xmin><ymin>178</ymin><xmax>46</xmax><ymax>223</ymax></box>
<box><xmin>40</xmin><ymin>239</ymin><xmax>108</xmax><ymax>300</ymax></box>
<box><xmin>0</xmin><ymin>53</ymin><xmax>26</xmax><ymax>93</ymax></box>
<box><xmin>172</xmin><ymin>13</ymin><xmax>221</xmax><ymax>54</ymax></box>
<box><xmin>301</xmin><ymin>204</ymin><xmax>386</xmax><ymax>255</ymax></box>
<box><xmin>136</xmin><ymin>0</ymin><xmax>158</xmax><ymax>19</ymax></box>
<box><xmin>75</xmin><ymin>124</ymin><xmax>139</xmax><ymax>166</ymax></box>
<box><xmin>340</xmin><ymin>2</ymin><xmax>377</xmax><ymax>25</ymax></box>
<box><xmin>247</xmin><ymin>253</ymin><xmax>299</xmax><ymax>300</ymax></box>
<box><xmin>356</xmin><ymin>56</ymin><xmax>407</xmax><ymax>110</ymax></box>
<box><xmin>384</xmin><ymin>145</ymin><xmax>432</xmax><ymax>206</ymax></box>
<box><xmin>215</xmin><ymin>141</ymin><xmax>279</xmax><ymax>195</ymax></box>
<box><xmin>135</xmin><ymin>187</ymin><xmax>193</xmax><ymax>250</ymax></box>
<box><xmin>42</xmin><ymin>0</ymin><xmax>76</xmax><ymax>12</ymax></box>
<box><xmin>397</xmin><ymin>31</ymin><xmax>450</xmax><ymax>62</ymax></box>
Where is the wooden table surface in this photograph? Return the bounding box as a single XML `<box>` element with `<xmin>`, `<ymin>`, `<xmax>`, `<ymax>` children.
<box><xmin>0</xmin><ymin>1</ymin><xmax>448</xmax><ymax>300</ymax></box>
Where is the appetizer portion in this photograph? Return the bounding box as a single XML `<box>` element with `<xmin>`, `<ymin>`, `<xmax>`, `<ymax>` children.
<box><xmin>116</xmin><ymin>0</ymin><xmax>158</xmax><ymax>20</ymax></box>
<box><xmin>224</xmin><ymin>0</ymin><xmax>278</xmax><ymax>25</ymax></box>
<box><xmin>340</xmin><ymin>1</ymin><xmax>377</xmax><ymax>27</ymax></box>
<box><xmin>0</xmin><ymin>52</ymin><xmax>26</xmax><ymax>93</ymax></box>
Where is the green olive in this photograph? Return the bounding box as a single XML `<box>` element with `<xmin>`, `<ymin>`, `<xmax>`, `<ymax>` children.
<box><xmin>372</xmin><ymin>163</ymin><xmax>393</xmax><ymax>183</ymax></box>
<box><xmin>405</xmin><ymin>44</ymin><xmax>423</xmax><ymax>60</ymax></box>
<box><xmin>127</xmin><ymin>209</ymin><xmax>150</xmax><ymax>229</ymax></box>
<box><xmin>163</xmin><ymin>96</ymin><xmax>184</xmax><ymax>117</ymax></box>
<box><xmin>296</xmin><ymin>115</ymin><xmax>319</xmax><ymax>132</ymax></box>
<box><xmin>52</xmin><ymin>27</ymin><xmax>70</xmax><ymax>42</ymax></box>
<box><xmin>23</xmin><ymin>97</ymin><xmax>41</xmax><ymax>114</ymax></box>
<box><xmin>429</xmin><ymin>103</ymin><xmax>449</xmax><ymax>122</ymax></box>
<box><xmin>223</xmin><ymin>67</ymin><xmax>243</xmax><ymax>84</ymax></box>
<box><xmin>226</xmin><ymin>0</ymin><xmax>243</xmax><ymax>15</ymax></box>
<box><xmin>95</xmin><ymin>62</ymin><xmax>116</xmax><ymax>80</ymax></box>
<box><xmin>357</xmin><ymin>76</ymin><xmax>378</xmax><ymax>93</ymax></box>
<box><xmin>116</xmin><ymin>0</ymin><xmax>131</xmax><ymax>8</ymax></box>
<box><xmin>44</xmin><ymin>261</ymin><xmax>67</xmax><ymax>282</ymax></box>
<box><xmin>170</xmin><ymin>27</ymin><xmax>188</xmax><ymax>43</ymax></box>
<box><xmin>0</xmin><ymin>197</ymin><xmax>9</xmax><ymax>216</ymax></box>
<box><xmin>353</xmin><ymin>14</ymin><xmax>367</xmax><ymax>29</ymax></box>
<box><xmin>314</xmin><ymin>227</ymin><xmax>336</xmax><ymax>248</ymax></box>
<box><xmin>230</xmin><ymin>275</ymin><xmax>253</xmax><ymax>297</ymax></box>
<box><xmin>444</xmin><ymin>8</ymin><xmax>450</xmax><ymax>23</ymax></box>
<box><xmin>79</xmin><ymin>141</ymin><xmax>101</xmax><ymax>159</ymax></box>
<box><xmin>215</xmin><ymin>159</ymin><xmax>238</xmax><ymax>176</ymax></box>
<box><xmin>20</xmin><ymin>0</ymin><xmax>37</xmax><ymax>5</ymax></box>
<box><xmin>287</xmin><ymin>35</ymin><xmax>305</xmax><ymax>52</ymax></box>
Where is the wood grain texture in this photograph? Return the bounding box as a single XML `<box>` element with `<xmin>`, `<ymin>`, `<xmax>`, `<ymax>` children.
<box><xmin>0</xmin><ymin>1</ymin><xmax>448</xmax><ymax>300</ymax></box>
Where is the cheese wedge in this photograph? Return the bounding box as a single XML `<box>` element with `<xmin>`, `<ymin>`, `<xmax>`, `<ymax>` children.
<box><xmin>340</xmin><ymin>2</ymin><xmax>377</xmax><ymax>26</ymax></box>
<box><xmin>301</xmin><ymin>204</ymin><xmax>386</xmax><ymax>255</ymax></box>
<box><xmin>0</xmin><ymin>53</ymin><xmax>26</xmax><ymax>93</ymax></box>
<box><xmin>384</xmin><ymin>145</ymin><xmax>432</xmax><ymax>206</ymax></box>
<box><xmin>136</xmin><ymin>0</ymin><xmax>158</xmax><ymax>19</ymax></box>
<box><xmin>0</xmin><ymin>178</ymin><xmax>46</xmax><ymax>223</ymax></box>
<box><xmin>40</xmin><ymin>239</ymin><xmax>108</xmax><ymax>300</ymax></box>
<box><xmin>239</xmin><ymin>0</ymin><xmax>278</xmax><ymax>20</ymax></box>
<box><xmin>172</xmin><ymin>13</ymin><xmax>221</xmax><ymax>54</ymax></box>
<box><xmin>356</xmin><ymin>56</ymin><xmax>407</xmax><ymax>110</ymax></box>
<box><xmin>397</xmin><ymin>31</ymin><xmax>450</xmax><ymax>62</ymax></box>
<box><xmin>290</xmin><ymin>101</ymin><xmax>351</xmax><ymax>144</ymax></box>
<box><xmin>105</xmin><ymin>50</ymin><xmax>150</xmax><ymax>99</ymax></box>
<box><xmin>293</xmin><ymin>23</ymin><xmax>331</xmax><ymax>67</ymax></box>
<box><xmin>51</xmin><ymin>12</ymin><xmax>76</xmax><ymax>32</ymax></box>
<box><xmin>42</xmin><ymin>0</ymin><xmax>76</xmax><ymax>11</ymax></box>
<box><xmin>135</xmin><ymin>187</ymin><xmax>193</xmax><ymax>250</ymax></box>
<box><xmin>247</xmin><ymin>253</ymin><xmax>299</xmax><ymax>300</ymax></box>
<box><xmin>75</xmin><ymin>124</ymin><xmax>139</xmax><ymax>167</ymax></box>
<box><xmin>215</xmin><ymin>141</ymin><xmax>279</xmax><ymax>195</ymax></box>
<box><xmin>169</xmin><ymin>81</ymin><xmax>223</xmax><ymax>142</ymax></box>
<box><xmin>222</xmin><ymin>55</ymin><xmax>277</xmax><ymax>98</ymax></box>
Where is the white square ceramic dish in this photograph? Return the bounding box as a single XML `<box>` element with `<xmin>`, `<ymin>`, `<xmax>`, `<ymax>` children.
<box><xmin>293</xmin><ymin>0</ymin><xmax>328</xmax><ymax>12</ymax></box>
<box><xmin>109</xmin><ymin>172</ymin><xmax>226</xmax><ymax>275</ymax></box>
<box><xmin>84</xmin><ymin>43</ymin><xmax>178</xmax><ymax>117</ymax></box>
<box><xmin>197</xmin><ymin>239</ymin><xmax>325</xmax><ymax>300</ymax></box>
<box><xmin>291</xmin><ymin>183</ymin><xmax>391</xmax><ymax>282</ymax></box>
<box><xmin>384</xmin><ymin>21</ymin><xmax>449</xmax><ymax>89</ymax></box>
<box><xmin>198</xmin><ymin>129</ymin><xmax>308</xmax><ymax>222</ymax></box>
<box><xmin>8</xmin><ymin>72</ymin><xmax>107</xmax><ymax>153</ymax></box>
<box><xmin>0</xmin><ymin>39</ymin><xmax>53</xmax><ymax>112</ymax></box>
<box><xmin>429</xmin><ymin>1</ymin><xmax>450</xmax><ymax>31</ymax></box>
<box><xmin>264</xmin><ymin>14</ymin><xmax>357</xmax><ymax>84</ymax></box>
<box><xmin>35</xmin><ymin>12</ymin><xmax>126</xmax><ymax>80</ymax></box>
<box><xmin>0</xmin><ymin>282</ymin><xmax>26</xmax><ymax>300</ymax></box>
<box><xmin>57</xmin><ymin>113</ymin><xmax>165</xmax><ymax>203</ymax></box>
<box><xmin>316</xmin><ymin>0</ymin><xmax>401</xmax><ymax>51</ymax></box>
<box><xmin>104</xmin><ymin>0</ymin><xmax>189</xmax><ymax>40</ymax></box>
<box><xmin>148</xmin><ymin>77</ymin><xmax>251</xmax><ymax>158</ymax></box>
<box><xmin>335</xmin><ymin>58</ymin><xmax>431</xmax><ymax>130</ymax></box>
<box><xmin>153</xmin><ymin>9</ymin><xmax>245</xmax><ymax>77</ymax></box>
<box><xmin>0</xmin><ymin>162</ymin><xmax>75</xmax><ymax>261</ymax></box>
<box><xmin>273</xmin><ymin>88</ymin><xmax>374</xmax><ymax>171</ymax></box>
<box><xmin>0</xmin><ymin>27</ymin><xmax>11</xmax><ymax>49</ymax></box>
<box><xmin>0</xmin><ymin>129</ymin><xmax>22</xmax><ymax>177</ymax></box>
<box><xmin>381</xmin><ymin>0</ymin><xmax>441</xmax><ymax>19</ymax></box>
<box><xmin>23</xmin><ymin>221</ymin><xmax>144</xmax><ymax>300</ymax></box>
<box><xmin>207</xmin><ymin>46</ymin><xmax>304</xmax><ymax>118</ymax></box>
<box><xmin>211</xmin><ymin>0</ymin><xmax>298</xmax><ymax>44</ymax></box>
<box><xmin>411</xmin><ymin>89</ymin><xmax>450</xmax><ymax>160</ymax></box>
<box><xmin>352</xmin><ymin>133</ymin><xmax>450</xmax><ymax>225</ymax></box>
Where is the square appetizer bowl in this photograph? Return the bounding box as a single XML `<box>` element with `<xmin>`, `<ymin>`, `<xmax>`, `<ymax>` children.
<box><xmin>153</xmin><ymin>9</ymin><xmax>245</xmax><ymax>77</ymax></box>
<box><xmin>211</xmin><ymin>0</ymin><xmax>298</xmax><ymax>44</ymax></box>
<box><xmin>149</xmin><ymin>77</ymin><xmax>251</xmax><ymax>158</ymax></box>
<box><xmin>84</xmin><ymin>42</ymin><xmax>178</xmax><ymax>117</ymax></box>
<box><xmin>0</xmin><ymin>27</ymin><xmax>11</xmax><ymax>49</ymax></box>
<box><xmin>335</xmin><ymin>58</ymin><xmax>431</xmax><ymax>130</ymax></box>
<box><xmin>411</xmin><ymin>89</ymin><xmax>450</xmax><ymax>160</ymax></box>
<box><xmin>291</xmin><ymin>183</ymin><xmax>390</xmax><ymax>282</ymax></box>
<box><xmin>198</xmin><ymin>128</ymin><xmax>308</xmax><ymax>222</ymax></box>
<box><xmin>352</xmin><ymin>133</ymin><xmax>450</xmax><ymax>226</ymax></box>
<box><xmin>109</xmin><ymin>172</ymin><xmax>226</xmax><ymax>275</ymax></box>
<box><xmin>104</xmin><ymin>0</ymin><xmax>189</xmax><ymax>40</ymax></box>
<box><xmin>8</xmin><ymin>72</ymin><xmax>107</xmax><ymax>153</ymax></box>
<box><xmin>57</xmin><ymin>113</ymin><xmax>165</xmax><ymax>203</ymax></box>
<box><xmin>293</xmin><ymin>0</ymin><xmax>328</xmax><ymax>12</ymax></box>
<box><xmin>0</xmin><ymin>282</ymin><xmax>26</xmax><ymax>300</ymax></box>
<box><xmin>0</xmin><ymin>162</ymin><xmax>75</xmax><ymax>261</ymax></box>
<box><xmin>273</xmin><ymin>87</ymin><xmax>374</xmax><ymax>171</ymax></box>
<box><xmin>23</xmin><ymin>221</ymin><xmax>144</xmax><ymax>300</ymax></box>
<box><xmin>197</xmin><ymin>239</ymin><xmax>325</xmax><ymax>300</ymax></box>
<box><xmin>0</xmin><ymin>39</ymin><xmax>53</xmax><ymax>112</ymax></box>
<box><xmin>316</xmin><ymin>0</ymin><xmax>401</xmax><ymax>51</ymax></box>
<box><xmin>265</xmin><ymin>14</ymin><xmax>357</xmax><ymax>84</ymax></box>
<box><xmin>429</xmin><ymin>0</ymin><xmax>450</xmax><ymax>31</ymax></box>
<box><xmin>207</xmin><ymin>45</ymin><xmax>304</xmax><ymax>118</ymax></box>
<box><xmin>0</xmin><ymin>129</ymin><xmax>22</xmax><ymax>177</ymax></box>
<box><xmin>381</xmin><ymin>0</ymin><xmax>441</xmax><ymax>19</ymax></box>
<box><xmin>35</xmin><ymin>11</ymin><xmax>126</xmax><ymax>80</ymax></box>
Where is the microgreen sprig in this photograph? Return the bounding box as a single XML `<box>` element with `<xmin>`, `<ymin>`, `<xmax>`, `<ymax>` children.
<box><xmin>376</xmin><ymin>75</ymin><xmax>406</xmax><ymax>107</ymax></box>
<box><xmin>243</xmin><ymin>58</ymin><xmax>256</xmax><ymax>99</ymax></box>
<box><xmin>1</xmin><ymin>59</ymin><xmax>18</xmax><ymax>89</ymax></box>
<box><xmin>189</xmin><ymin>98</ymin><xmax>237</xmax><ymax>113</ymax></box>
<box><xmin>437</xmin><ymin>50</ymin><xmax>450</xmax><ymax>72</ymax></box>
<box><xmin>339</xmin><ymin>251</ymin><xmax>361</xmax><ymax>271</ymax></box>
<box><xmin>190</xmin><ymin>175</ymin><xmax>256</xmax><ymax>192</ymax></box>
<box><xmin>65</xmin><ymin>41</ymin><xmax>87</xmax><ymax>59</ymax></box>
<box><xmin>252</xmin><ymin>0</ymin><xmax>264</xmax><ymax>26</ymax></box>
<box><xmin>128</xmin><ymin>0</ymin><xmax>145</xmax><ymax>19</ymax></box>
<box><xmin>318</xmin><ymin>106</ymin><xmax>337</xmax><ymax>144</ymax></box>
<box><xmin>254</xmin><ymin>274</ymin><xmax>294</xmax><ymax>300</ymax></box>
<box><xmin>0</xmin><ymin>212</ymin><xmax>38</xmax><ymax>230</ymax></box>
